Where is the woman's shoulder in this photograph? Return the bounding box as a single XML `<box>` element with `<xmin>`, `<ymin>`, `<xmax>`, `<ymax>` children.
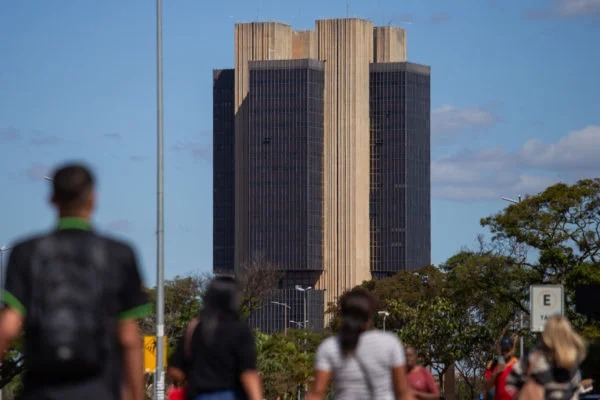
<box><xmin>359</xmin><ymin>330</ymin><xmax>403</xmax><ymax>351</ymax></box>
<box><xmin>363</xmin><ymin>329</ymin><xmax>401</xmax><ymax>343</ymax></box>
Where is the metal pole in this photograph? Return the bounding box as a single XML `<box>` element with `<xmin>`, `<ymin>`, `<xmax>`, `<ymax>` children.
<box><xmin>154</xmin><ymin>0</ymin><xmax>165</xmax><ymax>398</ymax></box>
<box><xmin>0</xmin><ymin>249</ymin><xmax>2</xmax><ymax>400</ymax></box>
<box><xmin>303</xmin><ymin>291</ymin><xmax>307</xmax><ymax>331</ymax></box>
<box><xmin>500</xmin><ymin>195</ymin><xmax>524</xmax><ymax>359</ymax></box>
<box><xmin>284</xmin><ymin>306</ymin><xmax>288</xmax><ymax>335</ymax></box>
<box><xmin>0</xmin><ymin>246</ymin><xmax>11</xmax><ymax>400</ymax></box>
<box><xmin>383</xmin><ymin>315</ymin><xmax>387</xmax><ymax>332</ymax></box>
<box><xmin>520</xmin><ymin>312</ymin><xmax>524</xmax><ymax>358</ymax></box>
<box><xmin>0</xmin><ymin>249</ymin><xmax>4</xmax><ymax>289</ymax></box>
<box><xmin>272</xmin><ymin>301</ymin><xmax>290</xmax><ymax>335</ymax></box>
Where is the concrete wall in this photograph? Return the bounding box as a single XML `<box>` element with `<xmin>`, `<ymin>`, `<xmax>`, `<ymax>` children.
<box><xmin>315</xmin><ymin>18</ymin><xmax>373</xmax><ymax>307</ymax></box>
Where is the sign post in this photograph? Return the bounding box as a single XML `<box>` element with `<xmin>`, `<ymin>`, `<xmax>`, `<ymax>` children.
<box><xmin>144</xmin><ymin>336</ymin><xmax>168</xmax><ymax>373</ymax></box>
<box><xmin>530</xmin><ymin>285</ymin><xmax>564</xmax><ymax>332</ymax></box>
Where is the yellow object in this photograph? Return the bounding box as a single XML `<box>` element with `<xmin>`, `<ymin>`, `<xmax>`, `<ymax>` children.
<box><xmin>144</xmin><ymin>335</ymin><xmax>168</xmax><ymax>373</ymax></box>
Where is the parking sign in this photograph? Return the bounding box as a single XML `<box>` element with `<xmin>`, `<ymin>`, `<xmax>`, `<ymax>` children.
<box><xmin>530</xmin><ymin>285</ymin><xmax>564</xmax><ymax>332</ymax></box>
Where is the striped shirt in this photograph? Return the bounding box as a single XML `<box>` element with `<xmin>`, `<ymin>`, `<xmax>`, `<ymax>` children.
<box><xmin>507</xmin><ymin>348</ymin><xmax>581</xmax><ymax>400</ymax></box>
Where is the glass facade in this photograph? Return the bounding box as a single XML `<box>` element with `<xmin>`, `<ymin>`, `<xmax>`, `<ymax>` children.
<box><xmin>213</xmin><ymin>69</ymin><xmax>235</xmax><ymax>274</ymax></box>
<box><xmin>369</xmin><ymin>62</ymin><xmax>431</xmax><ymax>276</ymax></box>
<box><xmin>213</xmin><ymin>57</ymin><xmax>431</xmax><ymax>330</ymax></box>
<box><xmin>248</xmin><ymin>288</ymin><xmax>325</xmax><ymax>333</ymax></box>
<box><xmin>245</xmin><ymin>59</ymin><xmax>325</xmax><ymax>332</ymax></box>
<box><xmin>247</xmin><ymin>59</ymin><xmax>324</xmax><ymax>272</ymax></box>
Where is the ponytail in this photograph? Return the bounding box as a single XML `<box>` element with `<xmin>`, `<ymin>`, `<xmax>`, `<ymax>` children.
<box><xmin>338</xmin><ymin>288</ymin><xmax>376</xmax><ymax>356</ymax></box>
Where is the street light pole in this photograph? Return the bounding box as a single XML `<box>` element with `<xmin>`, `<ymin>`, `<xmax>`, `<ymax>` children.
<box><xmin>0</xmin><ymin>246</ymin><xmax>11</xmax><ymax>289</ymax></box>
<box><xmin>0</xmin><ymin>245</ymin><xmax>11</xmax><ymax>400</ymax></box>
<box><xmin>289</xmin><ymin>320</ymin><xmax>305</xmax><ymax>329</ymax></box>
<box><xmin>501</xmin><ymin>195</ymin><xmax>525</xmax><ymax>359</ymax></box>
<box><xmin>271</xmin><ymin>301</ymin><xmax>291</xmax><ymax>335</ymax></box>
<box><xmin>295</xmin><ymin>285</ymin><xmax>312</xmax><ymax>330</ymax></box>
<box><xmin>378</xmin><ymin>310</ymin><xmax>390</xmax><ymax>332</ymax></box>
<box><xmin>154</xmin><ymin>0</ymin><xmax>166</xmax><ymax>398</ymax></box>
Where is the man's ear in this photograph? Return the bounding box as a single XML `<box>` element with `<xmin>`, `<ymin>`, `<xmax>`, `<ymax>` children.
<box><xmin>89</xmin><ymin>190</ymin><xmax>96</xmax><ymax>209</ymax></box>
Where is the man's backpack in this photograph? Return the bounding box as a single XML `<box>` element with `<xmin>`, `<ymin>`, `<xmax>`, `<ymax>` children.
<box><xmin>27</xmin><ymin>235</ymin><xmax>109</xmax><ymax>379</ymax></box>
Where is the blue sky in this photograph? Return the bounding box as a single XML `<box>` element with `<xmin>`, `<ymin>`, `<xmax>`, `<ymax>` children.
<box><xmin>1</xmin><ymin>0</ymin><xmax>599</xmax><ymax>286</ymax></box>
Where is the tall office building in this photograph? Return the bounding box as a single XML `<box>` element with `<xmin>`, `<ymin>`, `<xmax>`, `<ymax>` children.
<box><xmin>213</xmin><ymin>19</ymin><xmax>430</xmax><ymax>332</ymax></box>
<box><xmin>370</xmin><ymin>62</ymin><xmax>431</xmax><ymax>278</ymax></box>
<box><xmin>213</xmin><ymin>69</ymin><xmax>235</xmax><ymax>274</ymax></box>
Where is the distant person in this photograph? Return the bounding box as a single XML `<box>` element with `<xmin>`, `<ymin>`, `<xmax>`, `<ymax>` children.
<box><xmin>168</xmin><ymin>276</ymin><xmax>263</xmax><ymax>400</ymax></box>
<box><xmin>483</xmin><ymin>358</ymin><xmax>499</xmax><ymax>400</ymax></box>
<box><xmin>0</xmin><ymin>163</ymin><xmax>150</xmax><ymax>400</ymax></box>
<box><xmin>405</xmin><ymin>346</ymin><xmax>439</xmax><ymax>400</ymax></box>
<box><xmin>306</xmin><ymin>288</ymin><xmax>410</xmax><ymax>400</ymax></box>
<box><xmin>484</xmin><ymin>336</ymin><xmax>518</xmax><ymax>400</ymax></box>
<box><xmin>507</xmin><ymin>315</ymin><xmax>587</xmax><ymax>400</ymax></box>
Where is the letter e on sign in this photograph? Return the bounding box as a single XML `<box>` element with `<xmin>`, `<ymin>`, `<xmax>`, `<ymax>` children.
<box><xmin>530</xmin><ymin>285</ymin><xmax>563</xmax><ymax>332</ymax></box>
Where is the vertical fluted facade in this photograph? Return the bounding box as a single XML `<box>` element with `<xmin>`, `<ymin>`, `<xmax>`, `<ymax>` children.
<box><xmin>373</xmin><ymin>26</ymin><xmax>406</xmax><ymax>63</ymax></box>
<box><xmin>234</xmin><ymin>22</ymin><xmax>293</xmax><ymax>272</ymax></box>
<box><xmin>315</xmin><ymin>19</ymin><xmax>373</xmax><ymax>307</ymax></box>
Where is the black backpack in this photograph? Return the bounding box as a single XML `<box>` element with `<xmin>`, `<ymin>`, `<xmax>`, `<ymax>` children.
<box><xmin>27</xmin><ymin>234</ymin><xmax>109</xmax><ymax>379</ymax></box>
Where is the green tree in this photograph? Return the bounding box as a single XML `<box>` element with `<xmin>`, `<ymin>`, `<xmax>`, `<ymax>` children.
<box><xmin>256</xmin><ymin>329</ymin><xmax>324</xmax><ymax>399</ymax></box>
<box><xmin>238</xmin><ymin>255</ymin><xmax>283</xmax><ymax>319</ymax></box>
<box><xmin>481</xmin><ymin>178</ymin><xmax>600</xmax><ymax>332</ymax></box>
<box><xmin>139</xmin><ymin>274</ymin><xmax>207</xmax><ymax>351</ymax></box>
<box><xmin>481</xmin><ymin>178</ymin><xmax>600</xmax><ymax>285</ymax></box>
<box><xmin>441</xmin><ymin>249</ymin><xmax>532</xmax><ymax>398</ymax></box>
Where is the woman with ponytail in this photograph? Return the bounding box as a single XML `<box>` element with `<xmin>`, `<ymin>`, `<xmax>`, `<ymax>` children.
<box><xmin>307</xmin><ymin>288</ymin><xmax>410</xmax><ymax>400</ymax></box>
<box><xmin>167</xmin><ymin>276</ymin><xmax>263</xmax><ymax>400</ymax></box>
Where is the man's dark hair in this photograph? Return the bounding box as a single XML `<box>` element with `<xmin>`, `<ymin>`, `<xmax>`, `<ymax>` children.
<box><xmin>51</xmin><ymin>163</ymin><xmax>95</xmax><ymax>208</ymax></box>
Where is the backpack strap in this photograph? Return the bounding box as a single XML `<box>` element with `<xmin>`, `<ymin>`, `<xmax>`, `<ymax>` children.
<box><xmin>184</xmin><ymin>318</ymin><xmax>200</xmax><ymax>361</ymax></box>
<box><xmin>354</xmin><ymin>353</ymin><xmax>375</xmax><ymax>399</ymax></box>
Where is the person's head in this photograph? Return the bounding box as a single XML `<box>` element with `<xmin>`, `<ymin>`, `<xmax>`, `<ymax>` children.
<box><xmin>339</xmin><ymin>287</ymin><xmax>376</xmax><ymax>355</ymax></box>
<box><xmin>499</xmin><ymin>335</ymin><xmax>515</xmax><ymax>359</ymax></box>
<box><xmin>50</xmin><ymin>163</ymin><xmax>95</xmax><ymax>219</ymax></box>
<box><xmin>542</xmin><ymin>314</ymin><xmax>586</xmax><ymax>370</ymax></box>
<box><xmin>202</xmin><ymin>276</ymin><xmax>240</xmax><ymax>318</ymax></box>
<box><xmin>405</xmin><ymin>346</ymin><xmax>418</xmax><ymax>369</ymax></box>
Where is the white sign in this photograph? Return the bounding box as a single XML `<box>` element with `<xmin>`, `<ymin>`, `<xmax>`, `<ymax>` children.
<box><xmin>530</xmin><ymin>285</ymin><xmax>564</xmax><ymax>332</ymax></box>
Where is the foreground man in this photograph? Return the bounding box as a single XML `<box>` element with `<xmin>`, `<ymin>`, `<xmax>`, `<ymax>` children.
<box><xmin>0</xmin><ymin>163</ymin><xmax>150</xmax><ymax>400</ymax></box>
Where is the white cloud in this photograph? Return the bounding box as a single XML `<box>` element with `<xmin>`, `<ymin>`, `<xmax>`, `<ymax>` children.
<box><xmin>432</xmin><ymin>147</ymin><xmax>512</xmax><ymax>186</ymax></box>
<box><xmin>104</xmin><ymin>133</ymin><xmax>122</xmax><ymax>140</ymax></box>
<box><xmin>432</xmin><ymin>125</ymin><xmax>600</xmax><ymax>201</ymax></box>
<box><xmin>430</xmin><ymin>12</ymin><xmax>451</xmax><ymax>24</ymax></box>
<box><xmin>527</xmin><ymin>0</ymin><xmax>600</xmax><ymax>18</ymax></box>
<box><xmin>0</xmin><ymin>127</ymin><xmax>22</xmax><ymax>143</ymax></box>
<box><xmin>171</xmin><ymin>140</ymin><xmax>212</xmax><ymax>163</ymax></box>
<box><xmin>431</xmin><ymin>105</ymin><xmax>497</xmax><ymax>142</ymax></box>
<box><xmin>557</xmin><ymin>0</ymin><xmax>600</xmax><ymax>16</ymax></box>
<box><xmin>521</xmin><ymin>125</ymin><xmax>600</xmax><ymax>171</ymax></box>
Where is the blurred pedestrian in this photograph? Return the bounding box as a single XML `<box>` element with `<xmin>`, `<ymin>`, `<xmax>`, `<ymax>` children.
<box><xmin>168</xmin><ymin>276</ymin><xmax>263</xmax><ymax>400</ymax></box>
<box><xmin>405</xmin><ymin>346</ymin><xmax>439</xmax><ymax>400</ymax></box>
<box><xmin>507</xmin><ymin>314</ymin><xmax>587</xmax><ymax>400</ymax></box>
<box><xmin>484</xmin><ymin>336</ymin><xmax>518</xmax><ymax>400</ymax></box>
<box><xmin>0</xmin><ymin>163</ymin><xmax>150</xmax><ymax>400</ymax></box>
<box><xmin>483</xmin><ymin>358</ymin><xmax>499</xmax><ymax>400</ymax></box>
<box><xmin>306</xmin><ymin>287</ymin><xmax>410</xmax><ymax>400</ymax></box>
